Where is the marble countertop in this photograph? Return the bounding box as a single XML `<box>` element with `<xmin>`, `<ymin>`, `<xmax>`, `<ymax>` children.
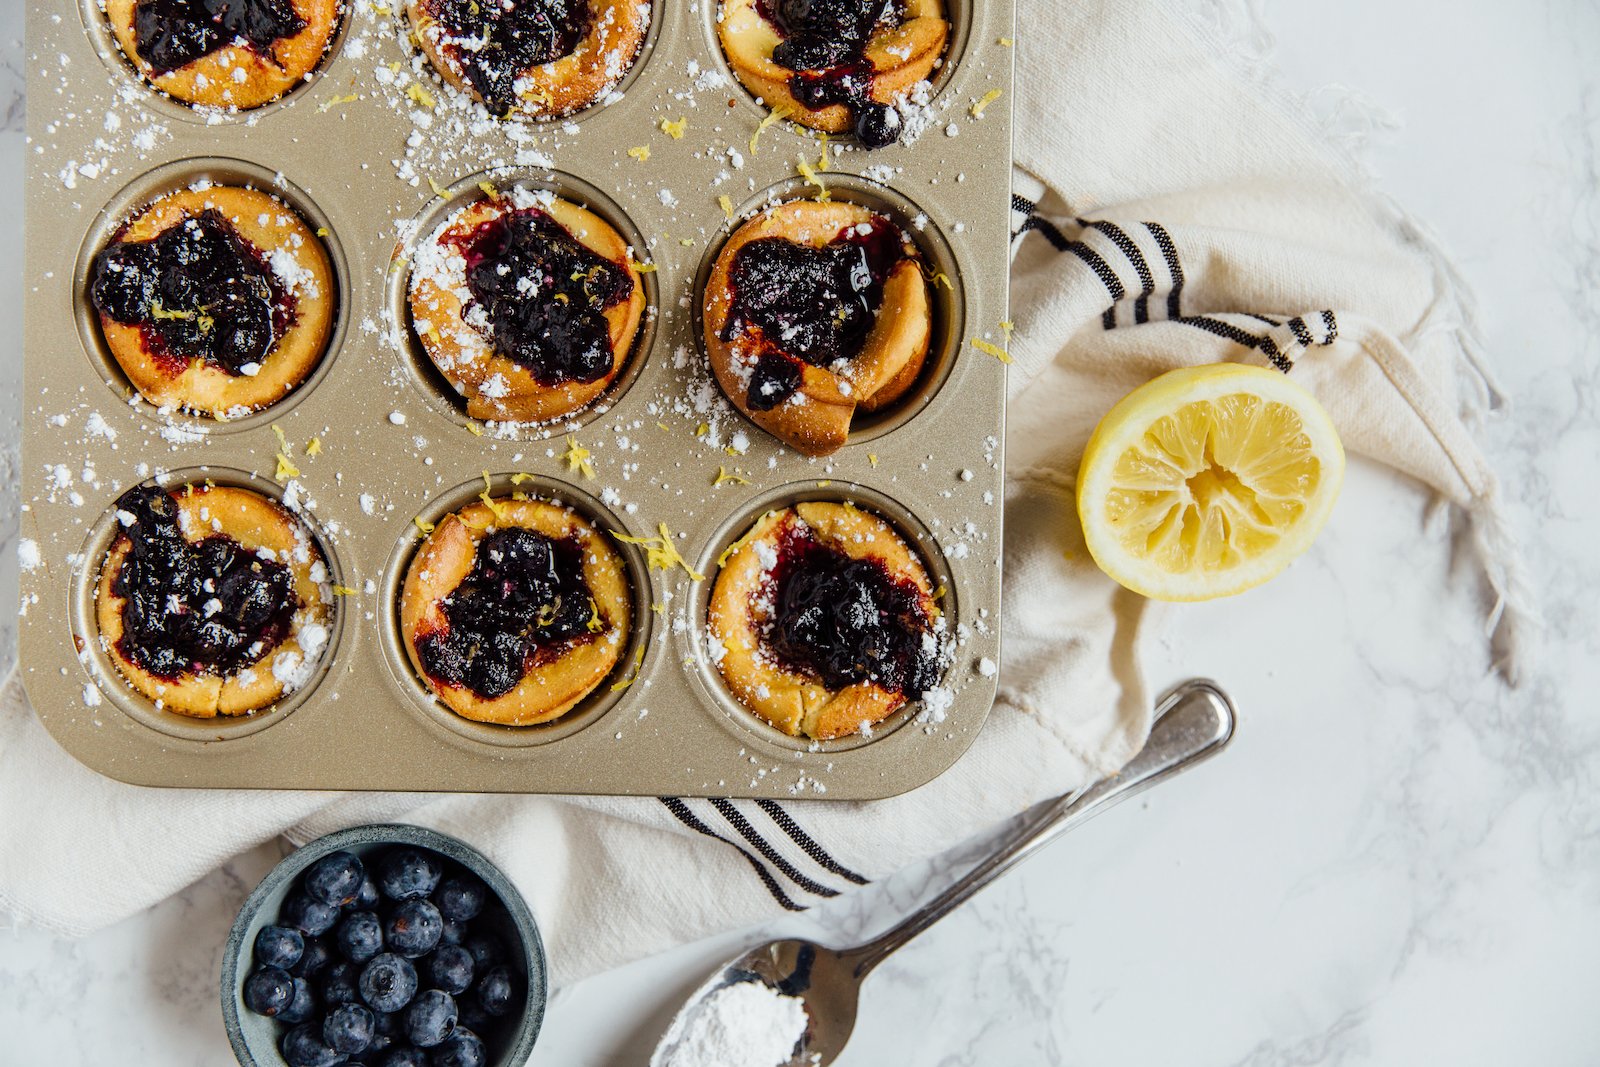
<box><xmin>3</xmin><ymin>1</ymin><xmax>1597</xmax><ymax>1063</ymax></box>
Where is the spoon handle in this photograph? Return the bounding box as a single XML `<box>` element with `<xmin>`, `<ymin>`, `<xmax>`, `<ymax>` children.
<box><xmin>843</xmin><ymin>679</ymin><xmax>1236</xmax><ymax>978</ymax></box>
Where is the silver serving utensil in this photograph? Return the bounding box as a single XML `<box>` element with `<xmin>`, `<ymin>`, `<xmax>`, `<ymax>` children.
<box><xmin>648</xmin><ymin>679</ymin><xmax>1236</xmax><ymax>1067</ymax></box>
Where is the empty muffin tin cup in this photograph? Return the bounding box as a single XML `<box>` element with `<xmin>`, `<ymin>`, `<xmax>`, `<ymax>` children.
<box><xmin>682</xmin><ymin>479</ymin><xmax>959</xmax><ymax>754</ymax></box>
<box><xmin>69</xmin><ymin>466</ymin><xmax>351</xmax><ymax>743</ymax></box>
<box><xmin>73</xmin><ymin>157</ymin><xmax>350</xmax><ymax>436</ymax></box>
<box><xmin>387</xmin><ymin>166</ymin><xmax>659</xmax><ymax>438</ymax></box>
<box><xmin>375</xmin><ymin>471</ymin><xmax>655</xmax><ymax>751</ymax></box>
<box><xmin>221</xmin><ymin>822</ymin><xmax>547</xmax><ymax>1067</ymax></box>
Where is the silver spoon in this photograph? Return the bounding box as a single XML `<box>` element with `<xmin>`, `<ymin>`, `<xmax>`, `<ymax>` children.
<box><xmin>649</xmin><ymin>679</ymin><xmax>1236</xmax><ymax>1067</ymax></box>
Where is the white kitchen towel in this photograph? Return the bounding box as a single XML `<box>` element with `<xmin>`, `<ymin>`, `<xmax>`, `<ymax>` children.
<box><xmin>0</xmin><ymin>0</ymin><xmax>1524</xmax><ymax>985</ymax></box>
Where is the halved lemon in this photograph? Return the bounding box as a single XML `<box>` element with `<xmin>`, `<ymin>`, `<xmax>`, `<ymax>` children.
<box><xmin>1077</xmin><ymin>363</ymin><xmax>1344</xmax><ymax>600</ymax></box>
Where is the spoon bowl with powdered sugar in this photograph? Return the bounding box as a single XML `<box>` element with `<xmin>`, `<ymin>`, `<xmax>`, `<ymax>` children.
<box><xmin>649</xmin><ymin>679</ymin><xmax>1236</xmax><ymax>1067</ymax></box>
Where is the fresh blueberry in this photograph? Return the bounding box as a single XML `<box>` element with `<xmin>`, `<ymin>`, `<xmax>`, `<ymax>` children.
<box><xmin>305</xmin><ymin>851</ymin><xmax>366</xmax><ymax>907</ymax></box>
<box><xmin>475</xmin><ymin>965</ymin><xmax>515</xmax><ymax>1017</ymax></box>
<box><xmin>324</xmin><ymin>1002</ymin><xmax>376</xmax><ymax>1056</ymax></box>
<box><xmin>461</xmin><ymin>932</ymin><xmax>504</xmax><ymax>972</ymax></box>
<box><xmin>430</xmin><ymin>1028</ymin><xmax>486</xmax><ymax>1067</ymax></box>
<box><xmin>437</xmin><ymin>917</ymin><xmax>468</xmax><ymax>947</ymax></box>
<box><xmin>854</xmin><ymin>101</ymin><xmax>903</xmax><ymax>148</ymax></box>
<box><xmin>367</xmin><ymin>1009</ymin><xmax>400</xmax><ymax>1055</ymax></box>
<box><xmin>284</xmin><ymin>893</ymin><xmax>341</xmax><ymax>936</ymax></box>
<box><xmin>359</xmin><ymin>953</ymin><xmax>419</xmax><ymax>1013</ymax></box>
<box><xmin>433</xmin><ymin>875</ymin><xmax>486</xmax><ymax>922</ymax></box>
<box><xmin>425</xmin><ymin>945</ymin><xmax>475</xmax><ymax>995</ymax></box>
<box><xmin>281</xmin><ymin>1023</ymin><xmax>344</xmax><ymax>1067</ymax></box>
<box><xmin>242</xmin><ymin>966</ymin><xmax>295</xmax><ymax>1017</ymax></box>
<box><xmin>279</xmin><ymin>976</ymin><xmax>319</xmax><ymax>1025</ymax></box>
<box><xmin>322</xmin><ymin>961</ymin><xmax>363</xmax><ymax>1007</ymax></box>
<box><xmin>377</xmin><ymin>848</ymin><xmax>442</xmax><ymax>901</ymax></box>
<box><xmin>403</xmin><ymin>989</ymin><xmax>458</xmax><ymax>1048</ymax></box>
<box><xmin>351</xmin><ymin>876</ymin><xmax>381</xmax><ymax>911</ymax></box>
<box><xmin>254</xmin><ymin>924</ymin><xmax>305</xmax><ymax>970</ymax></box>
<box><xmin>336</xmin><ymin>910</ymin><xmax>385</xmax><ymax>963</ymax></box>
<box><xmin>384</xmin><ymin>899</ymin><xmax>443</xmax><ymax>958</ymax></box>
<box><xmin>377</xmin><ymin>1049</ymin><xmax>429</xmax><ymax>1067</ymax></box>
<box><xmin>291</xmin><ymin>937</ymin><xmax>335</xmax><ymax>979</ymax></box>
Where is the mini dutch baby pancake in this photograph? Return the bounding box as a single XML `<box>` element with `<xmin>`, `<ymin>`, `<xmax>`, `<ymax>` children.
<box><xmin>408</xmin><ymin>188</ymin><xmax>646</xmax><ymax>425</ymax></box>
<box><xmin>717</xmin><ymin>0</ymin><xmax>948</xmax><ymax>146</ymax></box>
<box><xmin>400</xmin><ymin>498</ymin><xmax>632</xmax><ymax>726</ymax></box>
<box><xmin>95</xmin><ymin>483</ymin><xmax>333</xmax><ymax>717</ymax></box>
<box><xmin>703</xmin><ymin>199</ymin><xmax>931</xmax><ymax>456</ymax></box>
<box><xmin>708</xmin><ymin>501</ymin><xmax>947</xmax><ymax>740</ymax></box>
<box><xmin>105</xmin><ymin>0</ymin><xmax>341</xmax><ymax>109</ymax></box>
<box><xmin>406</xmin><ymin>0</ymin><xmax>650</xmax><ymax>118</ymax></box>
<box><xmin>89</xmin><ymin>184</ymin><xmax>335</xmax><ymax>419</ymax></box>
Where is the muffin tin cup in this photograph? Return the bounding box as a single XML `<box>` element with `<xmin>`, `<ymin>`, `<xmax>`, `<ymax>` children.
<box><xmin>23</xmin><ymin>0</ymin><xmax>1014</xmax><ymax>797</ymax></box>
<box><xmin>68</xmin><ymin>467</ymin><xmax>351</xmax><ymax>744</ymax></box>
<box><xmin>72</xmin><ymin>157</ymin><xmax>352</xmax><ymax>436</ymax></box>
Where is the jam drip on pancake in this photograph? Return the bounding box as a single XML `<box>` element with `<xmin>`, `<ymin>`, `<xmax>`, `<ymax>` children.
<box><xmin>110</xmin><ymin>485</ymin><xmax>301</xmax><ymax>681</ymax></box>
<box><xmin>449</xmin><ymin>205</ymin><xmax>634</xmax><ymax>386</ymax></box>
<box><xmin>762</xmin><ymin>516</ymin><xmax>940</xmax><ymax>698</ymax></box>
<box><xmin>415</xmin><ymin>527</ymin><xmax>602</xmax><ymax>699</ymax></box>
<box><xmin>758</xmin><ymin>0</ymin><xmax>906</xmax><ymax>146</ymax></box>
<box><xmin>91</xmin><ymin>209</ymin><xmax>297</xmax><ymax>377</ymax></box>
<box><xmin>427</xmin><ymin>0</ymin><xmax>592</xmax><ymax>114</ymax></box>
<box><xmin>132</xmin><ymin>0</ymin><xmax>308</xmax><ymax>75</ymax></box>
<box><xmin>723</xmin><ymin>214</ymin><xmax>903</xmax><ymax>411</ymax></box>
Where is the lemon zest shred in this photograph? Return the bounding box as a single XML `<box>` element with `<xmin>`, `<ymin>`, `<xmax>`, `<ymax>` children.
<box><xmin>414</xmin><ymin>517</ymin><xmax>435</xmax><ymax>535</ymax></box>
<box><xmin>971</xmin><ymin>337</ymin><xmax>1013</xmax><ymax>364</ymax></box>
<box><xmin>659</xmin><ymin>116</ymin><xmax>687</xmax><ymax>139</ymax></box>
<box><xmin>477</xmin><ymin>181</ymin><xmax>499</xmax><ymax>199</ymax></box>
<box><xmin>562</xmin><ymin>435</ymin><xmax>596</xmax><ymax>479</ymax></box>
<box><xmin>406</xmin><ymin>83</ymin><xmax>436</xmax><ymax>109</ymax></box>
<box><xmin>997</xmin><ymin>36</ymin><xmax>1014</xmax><ymax>46</ymax></box>
<box><xmin>510</xmin><ymin>472</ymin><xmax>535</xmax><ymax>485</ymax></box>
<box><xmin>716</xmin><ymin>514</ymin><xmax>772</xmax><ymax>568</ymax></box>
<box><xmin>999</xmin><ymin>319</ymin><xmax>1015</xmax><ymax>341</ymax></box>
<box><xmin>305</xmin><ymin>437</ymin><xmax>322</xmax><ymax>456</ymax></box>
<box><xmin>465</xmin><ymin>421</ymin><xmax>485</xmax><ymax>437</ymax></box>
<box><xmin>586</xmin><ymin>597</ymin><xmax>605</xmax><ymax>633</ymax></box>
<box><xmin>749</xmin><ymin>106</ymin><xmax>792</xmax><ymax>154</ymax></box>
<box><xmin>656</xmin><ymin>421</ymin><xmax>671</xmax><ymax>432</ymax></box>
<box><xmin>868</xmin><ymin>453</ymin><xmax>879</xmax><ymax>467</ymax></box>
<box><xmin>712</xmin><ymin>466</ymin><xmax>750</xmax><ymax>487</ymax></box>
<box><xmin>797</xmin><ymin>158</ymin><xmax>828</xmax><ymax>201</ymax></box>
<box><xmin>331</xmin><ymin>584</ymin><xmax>358</xmax><ymax>597</ymax></box>
<box><xmin>694</xmin><ymin>422</ymin><xmax>709</xmax><ymax>437</ymax></box>
<box><xmin>612</xmin><ymin>523</ymin><xmax>704</xmax><ymax>581</ymax></box>
<box><xmin>274</xmin><ymin>454</ymin><xmax>299</xmax><ymax>481</ymax></box>
<box><xmin>317</xmin><ymin>93</ymin><xmax>359</xmax><ymax>112</ymax></box>
<box><xmin>427</xmin><ymin>176</ymin><xmax>449</xmax><ymax>198</ymax></box>
<box><xmin>970</xmin><ymin>89</ymin><xmax>1003</xmax><ymax>117</ymax></box>
<box><xmin>477</xmin><ymin>470</ymin><xmax>509</xmax><ymax>522</ymax></box>
<box><xmin>817</xmin><ymin>479</ymin><xmax>831</xmax><ymax>487</ymax></box>
<box><xmin>717</xmin><ymin>194</ymin><xmax>735</xmax><ymax>220</ymax></box>
<box><xmin>315</xmin><ymin>226</ymin><xmax>330</xmax><ymax>238</ymax></box>
<box><xmin>817</xmin><ymin>132</ymin><xmax>830</xmax><ymax>171</ymax></box>
<box><xmin>627</xmin><ymin>145</ymin><xmax>651</xmax><ymax>162</ymax></box>
<box><xmin>610</xmin><ymin>647</ymin><xmax>646</xmax><ymax>690</ymax></box>
<box><xmin>627</xmin><ymin>253</ymin><xmax>658</xmax><ymax>274</ymax></box>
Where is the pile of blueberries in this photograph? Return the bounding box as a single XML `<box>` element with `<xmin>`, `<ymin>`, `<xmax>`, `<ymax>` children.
<box><xmin>241</xmin><ymin>847</ymin><xmax>522</xmax><ymax>1067</ymax></box>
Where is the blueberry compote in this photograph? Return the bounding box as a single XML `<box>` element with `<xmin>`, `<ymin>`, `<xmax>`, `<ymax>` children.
<box><xmin>110</xmin><ymin>485</ymin><xmax>301</xmax><ymax>680</ymax></box>
<box><xmin>429</xmin><ymin>0</ymin><xmax>591</xmax><ymax>114</ymax></box>
<box><xmin>91</xmin><ymin>209</ymin><xmax>296</xmax><ymax>376</ymax></box>
<box><xmin>416</xmin><ymin>527</ymin><xmax>601</xmax><ymax>699</ymax></box>
<box><xmin>762</xmin><ymin>516</ymin><xmax>941</xmax><ymax>698</ymax></box>
<box><xmin>758</xmin><ymin>0</ymin><xmax>907</xmax><ymax>146</ymax></box>
<box><xmin>132</xmin><ymin>0</ymin><xmax>307</xmax><ymax>76</ymax></box>
<box><xmin>725</xmin><ymin>215</ymin><xmax>905</xmax><ymax>411</ymax></box>
<box><xmin>449</xmin><ymin>205</ymin><xmax>634</xmax><ymax>386</ymax></box>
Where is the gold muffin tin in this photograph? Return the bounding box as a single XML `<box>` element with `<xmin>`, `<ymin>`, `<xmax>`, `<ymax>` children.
<box><xmin>21</xmin><ymin>0</ymin><xmax>1014</xmax><ymax>797</ymax></box>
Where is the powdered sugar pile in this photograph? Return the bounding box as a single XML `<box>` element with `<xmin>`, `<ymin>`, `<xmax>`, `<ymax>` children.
<box><xmin>653</xmin><ymin>979</ymin><xmax>810</xmax><ymax>1067</ymax></box>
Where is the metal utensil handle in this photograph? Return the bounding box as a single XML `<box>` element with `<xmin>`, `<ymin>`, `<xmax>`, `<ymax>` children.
<box><xmin>844</xmin><ymin>679</ymin><xmax>1236</xmax><ymax>977</ymax></box>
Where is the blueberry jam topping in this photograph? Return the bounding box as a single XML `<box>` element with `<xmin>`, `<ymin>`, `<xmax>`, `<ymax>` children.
<box><xmin>415</xmin><ymin>526</ymin><xmax>602</xmax><ymax>700</ymax></box>
<box><xmin>91</xmin><ymin>209</ymin><xmax>296</xmax><ymax>377</ymax></box>
<box><xmin>762</xmin><ymin>516</ymin><xmax>941</xmax><ymax>697</ymax></box>
<box><xmin>448</xmin><ymin>205</ymin><xmax>634</xmax><ymax>387</ymax></box>
<box><xmin>758</xmin><ymin>0</ymin><xmax>907</xmax><ymax>147</ymax></box>
<box><xmin>429</xmin><ymin>0</ymin><xmax>591</xmax><ymax>114</ymax></box>
<box><xmin>132</xmin><ymin>0</ymin><xmax>307</xmax><ymax>76</ymax></box>
<box><xmin>110</xmin><ymin>485</ymin><xmax>301</xmax><ymax>680</ymax></box>
<box><xmin>725</xmin><ymin>215</ymin><xmax>906</xmax><ymax>411</ymax></box>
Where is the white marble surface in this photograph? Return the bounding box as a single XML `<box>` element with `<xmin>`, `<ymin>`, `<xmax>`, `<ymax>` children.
<box><xmin>4</xmin><ymin>1</ymin><xmax>1599</xmax><ymax>1064</ymax></box>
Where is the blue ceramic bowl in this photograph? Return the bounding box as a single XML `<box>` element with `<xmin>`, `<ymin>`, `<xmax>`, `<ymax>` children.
<box><xmin>221</xmin><ymin>823</ymin><xmax>547</xmax><ymax>1067</ymax></box>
